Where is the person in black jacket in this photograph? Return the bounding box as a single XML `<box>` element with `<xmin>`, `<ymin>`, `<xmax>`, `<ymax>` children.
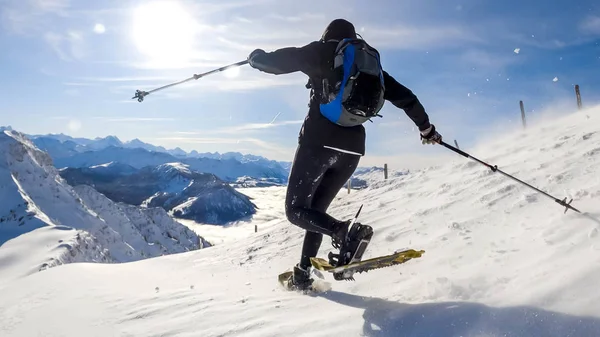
<box><xmin>247</xmin><ymin>19</ymin><xmax>442</xmax><ymax>290</ymax></box>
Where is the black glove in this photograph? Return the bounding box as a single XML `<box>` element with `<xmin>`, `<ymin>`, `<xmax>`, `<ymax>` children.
<box><xmin>247</xmin><ymin>49</ymin><xmax>266</xmax><ymax>69</ymax></box>
<box><xmin>420</xmin><ymin>124</ymin><xmax>442</xmax><ymax>145</ymax></box>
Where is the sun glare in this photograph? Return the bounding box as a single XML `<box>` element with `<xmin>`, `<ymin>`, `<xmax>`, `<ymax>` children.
<box><xmin>132</xmin><ymin>1</ymin><xmax>197</xmax><ymax>67</ymax></box>
<box><xmin>223</xmin><ymin>66</ymin><xmax>241</xmax><ymax>79</ymax></box>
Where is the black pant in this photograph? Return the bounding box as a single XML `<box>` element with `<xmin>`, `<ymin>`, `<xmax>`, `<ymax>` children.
<box><xmin>285</xmin><ymin>144</ymin><xmax>360</xmax><ymax>269</ymax></box>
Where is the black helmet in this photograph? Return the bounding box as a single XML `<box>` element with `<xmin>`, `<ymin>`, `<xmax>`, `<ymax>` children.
<box><xmin>321</xmin><ymin>19</ymin><xmax>357</xmax><ymax>42</ymax></box>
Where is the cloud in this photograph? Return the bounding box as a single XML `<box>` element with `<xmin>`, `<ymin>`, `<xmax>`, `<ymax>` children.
<box><xmin>80</xmin><ymin>76</ymin><xmax>180</xmax><ymax>83</ymax></box>
<box><xmin>63</xmin><ymin>82</ymin><xmax>96</xmax><ymax>86</ymax></box>
<box><xmin>95</xmin><ymin>117</ymin><xmax>178</xmax><ymax>123</ymax></box>
<box><xmin>34</xmin><ymin>0</ymin><xmax>70</xmax><ymax>13</ymax></box>
<box><xmin>361</xmin><ymin>25</ymin><xmax>481</xmax><ymax>50</ymax></box>
<box><xmin>268</xmin><ymin>13</ymin><xmax>326</xmax><ymax>23</ymax></box>
<box><xmin>232</xmin><ymin>120</ymin><xmax>304</xmax><ymax>131</ymax></box>
<box><xmin>459</xmin><ymin>49</ymin><xmax>522</xmax><ymax>71</ymax></box>
<box><xmin>119</xmin><ymin>1</ymin><xmax>483</xmax><ymax>77</ymax></box>
<box><xmin>163</xmin><ymin>119</ymin><xmax>303</xmax><ymax>136</ymax></box>
<box><xmin>44</xmin><ymin>30</ymin><xmax>86</xmax><ymax>61</ymax></box>
<box><xmin>64</xmin><ymin>88</ymin><xmax>79</xmax><ymax>96</ymax></box>
<box><xmin>104</xmin><ymin>71</ymin><xmax>305</xmax><ymax>98</ymax></box>
<box><xmin>580</xmin><ymin>16</ymin><xmax>600</xmax><ymax>35</ymax></box>
<box><xmin>152</xmin><ymin>136</ymin><xmax>294</xmax><ymax>159</ymax></box>
<box><xmin>211</xmin><ymin>120</ymin><xmax>304</xmax><ymax>134</ymax></box>
<box><xmin>1</xmin><ymin>0</ymin><xmax>70</xmax><ymax>34</ymax></box>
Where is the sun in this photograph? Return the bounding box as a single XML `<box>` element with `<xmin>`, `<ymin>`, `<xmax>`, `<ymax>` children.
<box><xmin>132</xmin><ymin>1</ymin><xmax>197</xmax><ymax>67</ymax></box>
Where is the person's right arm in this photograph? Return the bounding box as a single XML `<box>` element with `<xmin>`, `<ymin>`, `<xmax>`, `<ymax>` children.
<box><xmin>248</xmin><ymin>42</ymin><xmax>322</xmax><ymax>77</ymax></box>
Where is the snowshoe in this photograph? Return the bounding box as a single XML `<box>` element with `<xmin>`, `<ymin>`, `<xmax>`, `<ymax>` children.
<box><xmin>279</xmin><ymin>264</ymin><xmax>314</xmax><ymax>292</ymax></box>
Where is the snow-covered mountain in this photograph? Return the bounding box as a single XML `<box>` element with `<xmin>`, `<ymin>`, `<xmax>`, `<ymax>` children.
<box><xmin>123</xmin><ymin>138</ymin><xmax>169</xmax><ymax>153</ymax></box>
<box><xmin>0</xmin><ymin>130</ymin><xmax>209</xmax><ymax>286</ymax></box>
<box><xmin>28</xmin><ymin>133</ymin><xmax>289</xmax><ymax>182</ymax></box>
<box><xmin>2</xmin><ymin>105</ymin><xmax>600</xmax><ymax>336</ymax></box>
<box><xmin>31</xmin><ymin>134</ymin><xmax>118</xmax><ymax>150</ymax></box>
<box><xmin>31</xmin><ymin>136</ymin><xmax>86</xmax><ymax>158</ymax></box>
<box><xmin>52</xmin><ymin>146</ymin><xmax>288</xmax><ymax>182</ymax></box>
<box><xmin>87</xmin><ymin>135</ymin><xmax>123</xmax><ymax>150</ymax></box>
<box><xmin>33</xmin><ymin>133</ymin><xmax>281</xmax><ymax>163</ymax></box>
<box><xmin>85</xmin><ymin>161</ymin><xmax>139</xmax><ymax>176</ymax></box>
<box><xmin>60</xmin><ymin>162</ymin><xmax>257</xmax><ymax>224</ymax></box>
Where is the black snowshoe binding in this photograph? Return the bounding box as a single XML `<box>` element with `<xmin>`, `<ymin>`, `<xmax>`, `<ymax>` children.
<box><xmin>283</xmin><ymin>264</ymin><xmax>314</xmax><ymax>291</ymax></box>
<box><xmin>330</xmin><ymin>218</ymin><xmax>373</xmax><ymax>281</ymax></box>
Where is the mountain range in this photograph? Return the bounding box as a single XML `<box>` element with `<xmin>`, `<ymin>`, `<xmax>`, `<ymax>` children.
<box><xmin>59</xmin><ymin>162</ymin><xmax>257</xmax><ymax>225</ymax></box>
<box><xmin>0</xmin><ymin>129</ymin><xmax>210</xmax><ymax>282</ymax></box>
<box><xmin>28</xmin><ymin>133</ymin><xmax>289</xmax><ymax>183</ymax></box>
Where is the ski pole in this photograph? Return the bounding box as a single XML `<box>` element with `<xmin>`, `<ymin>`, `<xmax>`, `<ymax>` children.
<box><xmin>132</xmin><ymin>60</ymin><xmax>249</xmax><ymax>102</ymax></box>
<box><xmin>438</xmin><ymin>140</ymin><xmax>581</xmax><ymax>214</ymax></box>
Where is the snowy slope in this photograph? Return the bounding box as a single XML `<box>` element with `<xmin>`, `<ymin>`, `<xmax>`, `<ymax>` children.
<box><xmin>0</xmin><ymin>130</ymin><xmax>207</xmax><ymax>287</ymax></box>
<box><xmin>2</xmin><ymin>106</ymin><xmax>600</xmax><ymax>336</ymax></box>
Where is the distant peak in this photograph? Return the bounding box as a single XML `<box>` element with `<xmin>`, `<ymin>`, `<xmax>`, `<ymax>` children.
<box><xmin>95</xmin><ymin>135</ymin><xmax>122</xmax><ymax>143</ymax></box>
<box><xmin>127</xmin><ymin>138</ymin><xmax>144</xmax><ymax>144</ymax></box>
<box><xmin>156</xmin><ymin>162</ymin><xmax>191</xmax><ymax>175</ymax></box>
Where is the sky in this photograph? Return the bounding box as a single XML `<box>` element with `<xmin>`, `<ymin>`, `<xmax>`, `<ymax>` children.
<box><xmin>1</xmin><ymin>0</ymin><xmax>599</xmax><ymax>168</ymax></box>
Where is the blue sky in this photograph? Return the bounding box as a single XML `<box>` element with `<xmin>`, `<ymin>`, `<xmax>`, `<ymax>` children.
<box><xmin>1</xmin><ymin>0</ymin><xmax>599</xmax><ymax>167</ymax></box>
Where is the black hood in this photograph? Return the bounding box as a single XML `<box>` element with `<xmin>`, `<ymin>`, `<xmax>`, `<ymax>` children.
<box><xmin>321</xmin><ymin>19</ymin><xmax>357</xmax><ymax>41</ymax></box>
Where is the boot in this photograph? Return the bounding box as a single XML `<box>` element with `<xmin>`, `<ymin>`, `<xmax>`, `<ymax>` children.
<box><xmin>284</xmin><ymin>264</ymin><xmax>314</xmax><ymax>291</ymax></box>
<box><xmin>330</xmin><ymin>220</ymin><xmax>374</xmax><ymax>280</ymax></box>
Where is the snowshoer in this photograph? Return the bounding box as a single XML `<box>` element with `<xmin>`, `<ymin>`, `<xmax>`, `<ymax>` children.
<box><xmin>247</xmin><ymin>19</ymin><xmax>443</xmax><ymax>290</ymax></box>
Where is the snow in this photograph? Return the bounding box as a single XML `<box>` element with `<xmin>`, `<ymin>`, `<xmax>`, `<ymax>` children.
<box><xmin>60</xmin><ymin>161</ymin><xmax>256</xmax><ymax>225</ymax></box>
<box><xmin>2</xmin><ymin>106</ymin><xmax>600</xmax><ymax>336</ymax></box>
<box><xmin>0</xmin><ymin>130</ymin><xmax>208</xmax><ymax>287</ymax></box>
<box><xmin>182</xmin><ymin>186</ymin><xmax>287</xmax><ymax>245</ymax></box>
<box><xmin>89</xmin><ymin>161</ymin><xmax>114</xmax><ymax>169</ymax></box>
<box><xmin>160</xmin><ymin>162</ymin><xmax>192</xmax><ymax>175</ymax></box>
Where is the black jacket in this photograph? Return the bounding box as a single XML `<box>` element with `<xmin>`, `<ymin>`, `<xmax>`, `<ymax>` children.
<box><xmin>251</xmin><ymin>37</ymin><xmax>431</xmax><ymax>155</ymax></box>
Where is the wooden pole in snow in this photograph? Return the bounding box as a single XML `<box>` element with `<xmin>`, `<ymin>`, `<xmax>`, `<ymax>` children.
<box><xmin>575</xmin><ymin>85</ymin><xmax>582</xmax><ymax>110</ymax></box>
<box><xmin>384</xmin><ymin>164</ymin><xmax>388</xmax><ymax>180</ymax></box>
<box><xmin>347</xmin><ymin>179</ymin><xmax>351</xmax><ymax>194</ymax></box>
<box><xmin>520</xmin><ymin>100</ymin><xmax>527</xmax><ymax>128</ymax></box>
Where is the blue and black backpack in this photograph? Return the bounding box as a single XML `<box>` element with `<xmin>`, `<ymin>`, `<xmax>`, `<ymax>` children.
<box><xmin>319</xmin><ymin>38</ymin><xmax>386</xmax><ymax>127</ymax></box>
